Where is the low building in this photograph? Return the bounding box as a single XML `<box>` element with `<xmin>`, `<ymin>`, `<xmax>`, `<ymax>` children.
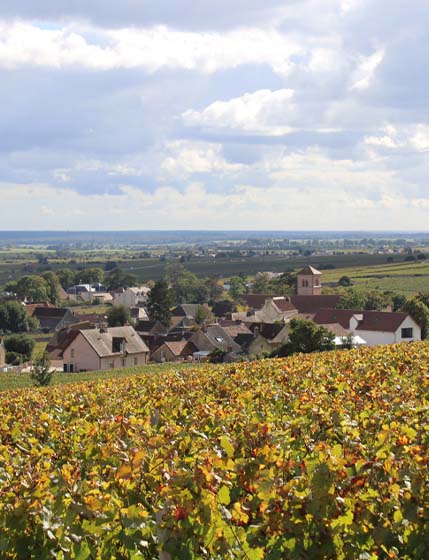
<box><xmin>151</xmin><ymin>340</ymin><xmax>196</xmax><ymax>363</ymax></box>
<box><xmin>113</xmin><ymin>286</ymin><xmax>150</xmax><ymax>308</ymax></box>
<box><xmin>31</xmin><ymin>307</ymin><xmax>77</xmax><ymax>333</ymax></box>
<box><xmin>313</xmin><ymin>308</ymin><xmax>421</xmax><ymax>346</ymax></box>
<box><xmin>255</xmin><ymin>297</ymin><xmax>298</xmax><ymax>323</ymax></box>
<box><xmin>61</xmin><ymin>326</ymin><xmax>149</xmax><ymax>372</ymax></box>
<box><xmin>247</xmin><ymin>323</ymin><xmax>290</xmax><ymax>356</ymax></box>
<box><xmin>189</xmin><ymin>325</ymin><xmax>241</xmax><ymax>355</ymax></box>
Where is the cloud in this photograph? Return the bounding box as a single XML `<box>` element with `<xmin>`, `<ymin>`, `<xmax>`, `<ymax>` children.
<box><xmin>0</xmin><ymin>22</ymin><xmax>302</xmax><ymax>74</ymax></box>
<box><xmin>182</xmin><ymin>89</ymin><xmax>296</xmax><ymax>136</ymax></box>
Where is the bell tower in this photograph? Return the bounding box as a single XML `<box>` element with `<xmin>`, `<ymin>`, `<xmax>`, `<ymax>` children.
<box><xmin>296</xmin><ymin>265</ymin><xmax>322</xmax><ymax>296</ymax></box>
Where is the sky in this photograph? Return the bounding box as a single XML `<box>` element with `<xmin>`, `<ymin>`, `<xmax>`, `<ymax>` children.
<box><xmin>1</xmin><ymin>0</ymin><xmax>429</xmax><ymax>230</ymax></box>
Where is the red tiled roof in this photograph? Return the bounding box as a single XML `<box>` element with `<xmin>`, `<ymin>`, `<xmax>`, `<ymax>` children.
<box><xmin>313</xmin><ymin>308</ymin><xmax>361</xmax><ymax>329</ymax></box>
<box><xmin>240</xmin><ymin>294</ymin><xmax>275</xmax><ymax>309</ymax></box>
<box><xmin>272</xmin><ymin>297</ymin><xmax>296</xmax><ymax>312</ymax></box>
<box><xmin>356</xmin><ymin>311</ymin><xmax>410</xmax><ymax>333</ymax></box>
<box><xmin>289</xmin><ymin>295</ymin><xmax>341</xmax><ymax>314</ymax></box>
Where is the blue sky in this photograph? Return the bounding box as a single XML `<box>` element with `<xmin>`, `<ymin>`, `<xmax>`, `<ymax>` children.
<box><xmin>1</xmin><ymin>0</ymin><xmax>429</xmax><ymax>230</ymax></box>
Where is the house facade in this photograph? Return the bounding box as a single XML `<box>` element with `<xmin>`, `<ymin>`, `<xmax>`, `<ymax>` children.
<box><xmin>113</xmin><ymin>287</ymin><xmax>150</xmax><ymax>308</ymax></box>
<box><xmin>61</xmin><ymin>326</ymin><xmax>149</xmax><ymax>372</ymax></box>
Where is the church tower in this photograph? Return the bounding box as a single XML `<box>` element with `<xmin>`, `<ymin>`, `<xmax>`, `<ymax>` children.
<box><xmin>296</xmin><ymin>265</ymin><xmax>322</xmax><ymax>296</ymax></box>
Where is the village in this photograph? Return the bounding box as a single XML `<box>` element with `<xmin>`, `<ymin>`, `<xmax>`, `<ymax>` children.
<box><xmin>0</xmin><ymin>265</ymin><xmax>421</xmax><ymax>374</ymax></box>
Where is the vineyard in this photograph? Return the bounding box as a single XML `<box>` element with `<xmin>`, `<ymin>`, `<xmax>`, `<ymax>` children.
<box><xmin>2</xmin><ymin>343</ymin><xmax>429</xmax><ymax>559</ymax></box>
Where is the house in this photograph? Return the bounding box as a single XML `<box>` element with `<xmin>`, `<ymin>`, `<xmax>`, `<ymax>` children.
<box><xmin>240</xmin><ymin>292</ymin><xmax>341</xmax><ymax>319</ymax></box>
<box><xmin>351</xmin><ymin>311</ymin><xmax>421</xmax><ymax>346</ymax></box>
<box><xmin>247</xmin><ymin>323</ymin><xmax>290</xmax><ymax>356</ymax></box>
<box><xmin>61</xmin><ymin>326</ymin><xmax>149</xmax><ymax>372</ymax></box>
<box><xmin>130</xmin><ymin>307</ymin><xmax>149</xmax><ymax>321</ymax></box>
<box><xmin>296</xmin><ymin>265</ymin><xmax>322</xmax><ymax>296</ymax></box>
<box><xmin>255</xmin><ymin>297</ymin><xmax>298</xmax><ymax>323</ymax></box>
<box><xmin>151</xmin><ymin>340</ymin><xmax>197</xmax><ymax>363</ymax></box>
<box><xmin>313</xmin><ymin>308</ymin><xmax>421</xmax><ymax>346</ymax></box>
<box><xmin>31</xmin><ymin>307</ymin><xmax>77</xmax><ymax>333</ymax></box>
<box><xmin>189</xmin><ymin>325</ymin><xmax>241</xmax><ymax>355</ymax></box>
<box><xmin>113</xmin><ymin>286</ymin><xmax>151</xmax><ymax>308</ymax></box>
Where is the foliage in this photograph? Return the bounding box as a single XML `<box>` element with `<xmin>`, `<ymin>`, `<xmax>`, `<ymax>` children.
<box><xmin>403</xmin><ymin>293</ymin><xmax>429</xmax><ymax>339</ymax></box>
<box><xmin>208</xmin><ymin>347</ymin><xmax>227</xmax><ymax>363</ymax></box>
<box><xmin>107</xmin><ymin>305</ymin><xmax>132</xmax><ymax>327</ymax></box>
<box><xmin>3</xmin><ymin>334</ymin><xmax>35</xmax><ymax>362</ymax></box>
<box><xmin>3</xmin><ymin>343</ymin><xmax>429</xmax><ymax>557</ymax></box>
<box><xmin>106</xmin><ymin>268</ymin><xmax>137</xmax><ymax>290</ymax></box>
<box><xmin>194</xmin><ymin>305</ymin><xmax>214</xmax><ymax>325</ymax></box>
<box><xmin>0</xmin><ymin>301</ymin><xmax>37</xmax><ymax>334</ymax></box>
<box><xmin>338</xmin><ymin>275</ymin><xmax>352</xmax><ymax>287</ymax></box>
<box><xmin>251</xmin><ymin>272</ymin><xmax>272</xmax><ymax>294</ymax></box>
<box><xmin>337</xmin><ymin>288</ymin><xmax>391</xmax><ymax>311</ymax></box>
<box><xmin>41</xmin><ymin>271</ymin><xmax>62</xmax><ymax>304</ymax></box>
<box><xmin>30</xmin><ymin>351</ymin><xmax>52</xmax><ymax>387</ymax></box>
<box><xmin>165</xmin><ymin>264</ymin><xmax>209</xmax><ymax>304</ymax></box>
<box><xmin>15</xmin><ymin>275</ymin><xmax>51</xmax><ymax>303</ymax></box>
<box><xmin>229</xmin><ymin>276</ymin><xmax>247</xmax><ymax>300</ymax></box>
<box><xmin>76</xmin><ymin>267</ymin><xmax>105</xmax><ymax>285</ymax></box>
<box><xmin>146</xmin><ymin>280</ymin><xmax>173</xmax><ymax>327</ymax></box>
<box><xmin>56</xmin><ymin>268</ymin><xmax>77</xmax><ymax>290</ymax></box>
<box><xmin>274</xmin><ymin>318</ymin><xmax>335</xmax><ymax>356</ymax></box>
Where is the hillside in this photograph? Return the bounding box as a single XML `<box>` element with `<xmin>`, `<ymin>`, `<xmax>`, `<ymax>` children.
<box><xmin>2</xmin><ymin>343</ymin><xmax>429</xmax><ymax>558</ymax></box>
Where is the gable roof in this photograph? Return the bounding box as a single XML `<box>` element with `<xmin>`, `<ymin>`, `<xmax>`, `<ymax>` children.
<box><xmin>249</xmin><ymin>322</ymin><xmax>285</xmax><ymax>341</ymax></box>
<box><xmin>190</xmin><ymin>325</ymin><xmax>241</xmax><ymax>353</ymax></box>
<box><xmin>313</xmin><ymin>308</ymin><xmax>360</xmax><ymax>329</ymax></box>
<box><xmin>297</xmin><ymin>265</ymin><xmax>322</xmax><ymax>276</ymax></box>
<box><xmin>219</xmin><ymin>321</ymin><xmax>253</xmax><ymax>339</ymax></box>
<box><xmin>79</xmin><ymin>326</ymin><xmax>149</xmax><ymax>357</ymax></box>
<box><xmin>271</xmin><ymin>297</ymin><xmax>297</xmax><ymax>313</ymax></box>
<box><xmin>240</xmin><ymin>294</ymin><xmax>274</xmax><ymax>309</ymax></box>
<box><xmin>162</xmin><ymin>340</ymin><xmax>193</xmax><ymax>356</ymax></box>
<box><xmin>136</xmin><ymin>320</ymin><xmax>168</xmax><ymax>335</ymax></box>
<box><xmin>356</xmin><ymin>311</ymin><xmax>411</xmax><ymax>333</ymax></box>
<box><xmin>32</xmin><ymin>307</ymin><xmax>70</xmax><ymax>319</ymax></box>
<box><xmin>289</xmin><ymin>295</ymin><xmax>341</xmax><ymax>314</ymax></box>
<box><xmin>171</xmin><ymin>304</ymin><xmax>200</xmax><ymax>318</ymax></box>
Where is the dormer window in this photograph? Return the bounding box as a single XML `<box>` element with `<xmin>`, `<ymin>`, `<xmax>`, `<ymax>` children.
<box><xmin>112</xmin><ymin>337</ymin><xmax>127</xmax><ymax>353</ymax></box>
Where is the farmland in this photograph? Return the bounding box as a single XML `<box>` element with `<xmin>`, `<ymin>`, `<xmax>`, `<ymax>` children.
<box><xmin>2</xmin><ymin>342</ymin><xmax>429</xmax><ymax>558</ymax></box>
<box><xmin>322</xmin><ymin>260</ymin><xmax>429</xmax><ymax>295</ymax></box>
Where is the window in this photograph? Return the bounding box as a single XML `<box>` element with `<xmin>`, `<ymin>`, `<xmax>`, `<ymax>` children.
<box><xmin>133</xmin><ymin>357</ymin><xmax>138</xmax><ymax>366</ymax></box>
<box><xmin>401</xmin><ymin>327</ymin><xmax>413</xmax><ymax>339</ymax></box>
<box><xmin>109</xmin><ymin>361</ymin><xmax>115</xmax><ymax>369</ymax></box>
<box><xmin>71</xmin><ymin>348</ymin><xmax>75</xmax><ymax>359</ymax></box>
<box><xmin>122</xmin><ymin>358</ymin><xmax>126</xmax><ymax>367</ymax></box>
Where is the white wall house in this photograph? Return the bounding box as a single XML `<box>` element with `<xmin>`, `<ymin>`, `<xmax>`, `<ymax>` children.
<box><xmin>113</xmin><ymin>286</ymin><xmax>150</xmax><ymax>308</ymax></box>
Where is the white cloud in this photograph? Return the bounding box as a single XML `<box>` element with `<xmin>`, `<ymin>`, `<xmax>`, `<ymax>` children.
<box><xmin>160</xmin><ymin>141</ymin><xmax>244</xmax><ymax>177</ymax></box>
<box><xmin>350</xmin><ymin>48</ymin><xmax>384</xmax><ymax>90</ymax></box>
<box><xmin>411</xmin><ymin>124</ymin><xmax>429</xmax><ymax>152</ymax></box>
<box><xmin>0</xmin><ymin>22</ymin><xmax>302</xmax><ymax>74</ymax></box>
<box><xmin>182</xmin><ymin>89</ymin><xmax>296</xmax><ymax>136</ymax></box>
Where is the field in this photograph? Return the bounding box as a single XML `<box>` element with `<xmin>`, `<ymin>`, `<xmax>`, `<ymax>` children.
<box><xmin>2</xmin><ymin>343</ymin><xmax>429</xmax><ymax>558</ymax></box>
<box><xmin>0</xmin><ymin>362</ymin><xmax>195</xmax><ymax>392</ymax></box>
<box><xmin>322</xmin><ymin>260</ymin><xmax>429</xmax><ymax>295</ymax></box>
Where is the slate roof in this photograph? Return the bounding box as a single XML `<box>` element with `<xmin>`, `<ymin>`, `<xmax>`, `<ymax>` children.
<box><xmin>171</xmin><ymin>304</ymin><xmax>201</xmax><ymax>318</ymax></box>
<box><xmin>80</xmin><ymin>326</ymin><xmax>149</xmax><ymax>357</ymax></box>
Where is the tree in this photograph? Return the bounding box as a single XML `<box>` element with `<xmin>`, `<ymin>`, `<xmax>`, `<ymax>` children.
<box><xmin>229</xmin><ymin>276</ymin><xmax>247</xmax><ymax>300</ymax></box>
<box><xmin>41</xmin><ymin>271</ymin><xmax>62</xmax><ymax>304</ymax></box>
<box><xmin>31</xmin><ymin>352</ymin><xmax>52</xmax><ymax>387</ymax></box>
<box><xmin>0</xmin><ymin>301</ymin><xmax>37</xmax><ymax>333</ymax></box>
<box><xmin>364</xmin><ymin>290</ymin><xmax>391</xmax><ymax>311</ymax></box>
<box><xmin>338</xmin><ymin>275</ymin><xmax>352</xmax><ymax>287</ymax></box>
<box><xmin>403</xmin><ymin>292</ymin><xmax>429</xmax><ymax>339</ymax></box>
<box><xmin>105</xmin><ymin>268</ymin><xmax>137</xmax><ymax>290</ymax></box>
<box><xmin>273</xmin><ymin>318</ymin><xmax>335</xmax><ymax>357</ymax></box>
<box><xmin>165</xmin><ymin>264</ymin><xmax>209</xmax><ymax>304</ymax></box>
<box><xmin>15</xmin><ymin>275</ymin><xmax>50</xmax><ymax>302</ymax></box>
<box><xmin>4</xmin><ymin>334</ymin><xmax>35</xmax><ymax>364</ymax></box>
<box><xmin>206</xmin><ymin>276</ymin><xmax>223</xmax><ymax>301</ymax></box>
<box><xmin>147</xmin><ymin>280</ymin><xmax>173</xmax><ymax>327</ymax></box>
<box><xmin>252</xmin><ymin>273</ymin><xmax>271</xmax><ymax>294</ymax></box>
<box><xmin>56</xmin><ymin>268</ymin><xmax>76</xmax><ymax>290</ymax></box>
<box><xmin>194</xmin><ymin>305</ymin><xmax>214</xmax><ymax>325</ymax></box>
<box><xmin>78</xmin><ymin>267</ymin><xmax>105</xmax><ymax>284</ymax></box>
<box><xmin>107</xmin><ymin>305</ymin><xmax>131</xmax><ymax>327</ymax></box>
<box><xmin>337</xmin><ymin>289</ymin><xmax>367</xmax><ymax>310</ymax></box>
